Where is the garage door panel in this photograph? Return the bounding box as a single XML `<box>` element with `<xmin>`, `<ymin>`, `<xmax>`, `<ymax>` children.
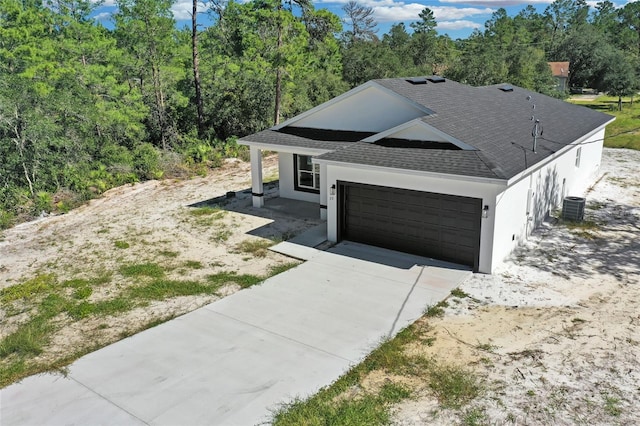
<box><xmin>340</xmin><ymin>182</ymin><xmax>482</xmax><ymax>270</ymax></box>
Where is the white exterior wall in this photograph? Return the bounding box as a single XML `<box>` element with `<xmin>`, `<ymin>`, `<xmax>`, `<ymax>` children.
<box><xmin>390</xmin><ymin>125</ymin><xmax>449</xmax><ymax>142</ymax></box>
<box><xmin>294</xmin><ymin>86</ymin><xmax>426</xmax><ymax>132</ymax></box>
<box><xmin>491</xmin><ymin>129</ymin><xmax>605</xmax><ymax>267</ymax></box>
<box><xmin>324</xmin><ymin>164</ymin><xmax>504</xmax><ymax>273</ymax></box>
<box><xmin>278</xmin><ymin>152</ymin><xmax>320</xmax><ymax>203</ymax></box>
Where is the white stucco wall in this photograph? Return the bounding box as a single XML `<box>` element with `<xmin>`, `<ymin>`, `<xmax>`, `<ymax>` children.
<box><xmin>294</xmin><ymin>86</ymin><xmax>427</xmax><ymax>132</ymax></box>
<box><xmin>322</xmin><ymin>163</ymin><xmax>504</xmax><ymax>273</ymax></box>
<box><xmin>387</xmin><ymin>125</ymin><xmax>449</xmax><ymax>142</ymax></box>
<box><xmin>491</xmin><ymin>129</ymin><xmax>605</xmax><ymax>266</ymax></box>
<box><xmin>278</xmin><ymin>152</ymin><xmax>321</xmax><ymax>203</ymax></box>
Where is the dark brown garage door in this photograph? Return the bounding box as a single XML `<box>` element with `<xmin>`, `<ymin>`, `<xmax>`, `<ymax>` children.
<box><xmin>338</xmin><ymin>182</ymin><xmax>482</xmax><ymax>270</ymax></box>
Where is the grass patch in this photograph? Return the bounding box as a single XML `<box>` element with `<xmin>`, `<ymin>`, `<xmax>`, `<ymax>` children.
<box><xmin>188</xmin><ymin>206</ymin><xmax>227</xmax><ymax>226</ymax></box>
<box><xmin>564</xmin><ymin>220</ymin><xmax>599</xmax><ymax>230</ymax></box>
<box><xmin>189</xmin><ymin>206</ymin><xmax>226</xmax><ymax>217</ymax></box>
<box><xmin>463</xmin><ymin>407</ymin><xmax>488</xmax><ymax>426</ymax></box>
<box><xmin>273</xmin><ymin>391</ymin><xmax>393</xmax><ymax>426</ymax></box>
<box><xmin>119</xmin><ymin>263</ymin><xmax>165</xmax><ymax>279</ymax></box>
<box><xmin>114</xmin><ymin>240</ymin><xmax>130</xmax><ymax>249</ymax></box>
<box><xmin>269</xmin><ymin>262</ymin><xmax>300</xmax><ymax>276</ymax></box>
<box><xmin>234</xmin><ymin>239</ymin><xmax>274</xmax><ymax>258</ymax></box>
<box><xmin>127</xmin><ymin>279</ymin><xmax>219</xmax><ymax>301</ymax></box>
<box><xmin>272</xmin><ymin>325</ymin><xmax>432</xmax><ymax>425</ymax></box>
<box><xmin>72</xmin><ymin>286</ymin><xmax>93</xmax><ymax>300</ymax></box>
<box><xmin>450</xmin><ymin>288</ymin><xmax>470</xmax><ymax>298</ymax></box>
<box><xmin>207</xmin><ymin>271</ymin><xmax>263</xmax><ymax>289</ymax></box>
<box><xmin>183</xmin><ymin>260</ymin><xmax>204</xmax><ymax>269</ymax></box>
<box><xmin>603</xmin><ymin>394</ymin><xmax>622</xmax><ymax>417</ymax></box>
<box><xmin>0</xmin><ymin>274</ymin><xmax>57</xmax><ymax>303</ymax></box>
<box><xmin>158</xmin><ymin>250</ymin><xmax>179</xmax><ymax>258</ymax></box>
<box><xmin>428</xmin><ymin>363</ymin><xmax>482</xmax><ymax>409</ymax></box>
<box><xmin>569</xmin><ymin>95</ymin><xmax>640</xmax><ymax>150</ymax></box>
<box><xmin>424</xmin><ymin>300</ymin><xmax>449</xmax><ymax>318</ymax></box>
<box><xmin>212</xmin><ymin>227</ymin><xmax>232</xmax><ymax>242</ymax></box>
<box><xmin>0</xmin><ymin>294</ymin><xmax>67</xmax><ymax>358</ymax></box>
<box><xmin>66</xmin><ymin>298</ymin><xmax>133</xmax><ymax>320</ymax></box>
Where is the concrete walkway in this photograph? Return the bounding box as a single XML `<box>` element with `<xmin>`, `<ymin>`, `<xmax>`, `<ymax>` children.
<box><xmin>1</xmin><ymin>242</ymin><xmax>471</xmax><ymax>426</ymax></box>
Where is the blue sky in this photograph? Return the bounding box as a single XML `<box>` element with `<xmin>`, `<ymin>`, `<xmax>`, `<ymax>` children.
<box><xmin>92</xmin><ymin>0</ymin><xmax>624</xmax><ymax>40</ymax></box>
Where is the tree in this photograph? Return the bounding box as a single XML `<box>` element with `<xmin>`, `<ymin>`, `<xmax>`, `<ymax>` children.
<box><xmin>411</xmin><ymin>7</ymin><xmax>437</xmax><ymax>36</ymax></box>
<box><xmin>552</xmin><ymin>26</ymin><xmax>613</xmax><ymax>89</ymax></box>
<box><xmin>598</xmin><ymin>49</ymin><xmax>637</xmax><ymax>110</ymax></box>
<box><xmin>591</xmin><ymin>1</ymin><xmax>619</xmax><ymax>43</ymax></box>
<box><xmin>192</xmin><ymin>0</ymin><xmax>205</xmax><ymax>137</ymax></box>
<box><xmin>342</xmin><ymin>1</ymin><xmax>377</xmax><ymax>43</ymax></box>
<box><xmin>619</xmin><ymin>1</ymin><xmax>640</xmax><ymax>57</ymax></box>
<box><xmin>114</xmin><ymin>0</ymin><xmax>181</xmax><ymax>149</ymax></box>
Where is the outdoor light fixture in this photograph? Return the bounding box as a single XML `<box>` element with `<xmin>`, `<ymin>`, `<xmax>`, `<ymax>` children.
<box><xmin>482</xmin><ymin>205</ymin><xmax>489</xmax><ymax>218</ymax></box>
<box><xmin>330</xmin><ymin>184</ymin><xmax>336</xmax><ymax>196</ymax></box>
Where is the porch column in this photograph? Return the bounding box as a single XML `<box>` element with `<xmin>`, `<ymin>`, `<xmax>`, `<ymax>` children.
<box><xmin>319</xmin><ymin>162</ymin><xmax>328</xmax><ymax>220</ymax></box>
<box><xmin>250</xmin><ymin>146</ymin><xmax>264</xmax><ymax>208</ymax></box>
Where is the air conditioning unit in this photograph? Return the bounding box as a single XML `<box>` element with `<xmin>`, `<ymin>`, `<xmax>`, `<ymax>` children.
<box><xmin>562</xmin><ymin>196</ymin><xmax>586</xmax><ymax>222</ymax></box>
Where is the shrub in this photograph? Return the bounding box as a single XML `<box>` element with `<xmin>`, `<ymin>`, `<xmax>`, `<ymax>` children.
<box><xmin>0</xmin><ymin>209</ymin><xmax>15</xmax><ymax>230</ymax></box>
<box><xmin>133</xmin><ymin>143</ymin><xmax>163</xmax><ymax>179</ymax></box>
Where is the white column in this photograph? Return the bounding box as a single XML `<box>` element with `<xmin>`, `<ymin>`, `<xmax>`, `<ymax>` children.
<box><xmin>250</xmin><ymin>146</ymin><xmax>264</xmax><ymax>208</ymax></box>
<box><xmin>319</xmin><ymin>162</ymin><xmax>328</xmax><ymax>220</ymax></box>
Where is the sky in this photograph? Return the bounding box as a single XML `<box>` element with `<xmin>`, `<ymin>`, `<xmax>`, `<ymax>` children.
<box><xmin>91</xmin><ymin>0</ymin><xmax>626</xmax><ymax>40</ymax></box>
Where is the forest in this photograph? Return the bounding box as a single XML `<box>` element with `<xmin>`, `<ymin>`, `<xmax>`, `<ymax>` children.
<box><xmin>1</xmin><ymin>0</ymin><xmax>639</xmax><ymax>228</ymax></box>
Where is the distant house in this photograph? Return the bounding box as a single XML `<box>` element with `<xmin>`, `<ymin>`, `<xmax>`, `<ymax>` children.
<box><xmin>549</xmin><ymin>62</ymin><xmax>570</xmax><ymax>92</ymax></box>
<box><xmin>239</xmin><ymin>77</ymin><xmax>614</xmax><ymax>273</ymax></box>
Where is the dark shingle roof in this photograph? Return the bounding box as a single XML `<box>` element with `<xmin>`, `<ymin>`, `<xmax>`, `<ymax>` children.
<box><xmin>317</xmin><ymin>143</ymin><xmax>507</xmax><ymax>179</ymax></box>
<box><xmin>277</xmin><ymin>127</ymin><xmax>376</xmax><ymax>142</ymax></box>
<box><xmin>375</xmin><ymin>78</ymin><xmax>613</xmax><ymax>178</ymax></box>
<box><xmin>240</xmin><ymin>129</ymin><xmax>351</xmax><ymax>152</ymax></box>
<box><xmin>241</xmin><ymin>78</ymin><xmax>614</xmax><ymax>180</ymax></box>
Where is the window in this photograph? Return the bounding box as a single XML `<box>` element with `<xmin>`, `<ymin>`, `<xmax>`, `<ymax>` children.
<box><xmin>575</xmin><ymin>147</ymin><xmax>582</xmax><ymax>167</ymax></box>
<box><xmin>294</xmin><ymin>154</ymin><xmax>320</xmax><ymax>193</ymax></box>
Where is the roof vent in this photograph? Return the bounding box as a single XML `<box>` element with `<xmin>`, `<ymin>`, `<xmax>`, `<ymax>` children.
<box><xmin>427</xmin><ymin>76</ymin><xmax>445</xmax><ymax>83</ymax></box>
<box><xmin>406</xmin><ymin>77</ymin><xmax>427</xmax><ymax>85</ymax></box>
<box><xmin>498</xmin><ymin>85</ymin><xmax>514</xmax><ymax>92</ymax></box>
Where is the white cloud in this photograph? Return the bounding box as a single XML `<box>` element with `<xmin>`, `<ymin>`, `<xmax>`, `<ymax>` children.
<box><xmin>93</xmin><ymin>11</ymin><xmax>112</xmax><ymax>21</ymax></box>
<box><xmin>91</xmin><ymin>0</ymin><xmax>116</xmax><ymax>6</ymax></box>
<box><xmin>438</xmin><ymin>19</ymin><xmax>482</xmax><ymax>30</ymax></box>
<box><xmin>439</xmin><ymin>0</ymin><xmax>551</xmax><ymax>6</ymax></box>
<box><xmin>373</xmin><ymin>3</ymin><xmax>494</xmax><ymax>23</ymax></box>
<box><xmin>171</xmin><ymin>0</ymin><xmax>209</xmax><ymax>20</ymax></box>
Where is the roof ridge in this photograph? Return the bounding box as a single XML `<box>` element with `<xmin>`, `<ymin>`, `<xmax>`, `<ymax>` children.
<box><xmin>474</xmin><ymin>151</ymin><xmax>508</xmax><ymax>180</ymax></box>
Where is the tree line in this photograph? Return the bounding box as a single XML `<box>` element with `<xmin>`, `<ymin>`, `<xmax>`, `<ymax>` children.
<box><xmin>1</xmin><ymin>0</ymin><xmax>638</xmax><ymax>227</ymax></box>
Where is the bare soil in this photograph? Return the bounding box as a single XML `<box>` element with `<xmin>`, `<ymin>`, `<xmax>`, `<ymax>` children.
<box><xmin>1</xmin><ymin>149</ymin><xmax>638</xmax><ymax>425</ymax></box>
<box><xmin>0</xmin><ymin>155</ymin><xmax>321</xmax><ymax>368</ymax></box>
<box><xmin>392</xmin><ymin>148</ymin><xmax>640</xmax><ymax>425</ymax></box>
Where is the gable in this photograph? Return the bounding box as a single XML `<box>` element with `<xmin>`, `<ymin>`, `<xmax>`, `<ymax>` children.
<box><xmin>291</xmin><ymin>85</ymin><xmax>429</xmax><ymax>132</ymax></box>
<box><xmin>363</xmin><ymin>119</ymin><xmax>477</xmax><ymax>151</ymax></box>
<box><xmin>383</xmin><ymin>124</ymin><xmax>449</xmax><ymax>142</ymax></box>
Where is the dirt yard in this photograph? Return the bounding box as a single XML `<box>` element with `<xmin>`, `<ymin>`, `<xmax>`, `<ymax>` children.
<box><xmin>1</xmin><ymin>148</ymin><xmax>639</xmax><ymax>424</ymax></box>
<box><xmin>0</xmin><ymin>155</ymin><xmax>322</xmax><ymax>379</ymax></box>
<box><xmin>392</xmin><ymin>148</ymin><xmax>640</xmax><ymax>425</ymax></box>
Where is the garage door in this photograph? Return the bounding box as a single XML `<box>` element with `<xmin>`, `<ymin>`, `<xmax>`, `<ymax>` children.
<box><xmin>339</xmin><ymin>182</ymin><xmax>482</xmax><ymax>270</ymax></box>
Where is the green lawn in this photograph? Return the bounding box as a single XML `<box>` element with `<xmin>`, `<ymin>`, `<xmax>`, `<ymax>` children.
<box><xmin>570</xmin><ymin>95</ymin><xmax>640</xmax><ymax>150</ymax></box>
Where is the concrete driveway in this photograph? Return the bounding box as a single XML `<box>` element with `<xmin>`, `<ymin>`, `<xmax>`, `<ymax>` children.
<box><xmin>1</xmin><ymin>242</ymin><xmax>470</xmax><ymax>426</ymax></box>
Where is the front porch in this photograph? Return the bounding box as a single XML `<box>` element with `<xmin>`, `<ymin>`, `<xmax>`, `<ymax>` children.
<box><xmin>248</xmin><ymin>146</ymin><xmax>328</xmax><ymax>220</ymax></box>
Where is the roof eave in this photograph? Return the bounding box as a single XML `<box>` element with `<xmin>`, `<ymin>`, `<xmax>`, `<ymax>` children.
<box><xmin>313</xmin><ymin>157</ymin><xmax>508</xmax><ymax>186</ymax></box>
<box><xmin>237</xmin><ymin>139</ymin><xmax>334</xmax><ymax>156</ymax></box>
<box><xmin>506</xmin><ymin>118</ymin><xmax>615</xmax><ymax>186</ymax></box>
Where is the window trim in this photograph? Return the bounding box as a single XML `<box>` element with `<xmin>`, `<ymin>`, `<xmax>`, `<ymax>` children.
<box><xmin>293</xmin><ymin>154</ymin><xmax>320</xmax><ymax>194</ymax></box>
<box><xmin>575</xmin><ymin>147</ymin><xmax>582</xmax><ymax>168</ymax></box>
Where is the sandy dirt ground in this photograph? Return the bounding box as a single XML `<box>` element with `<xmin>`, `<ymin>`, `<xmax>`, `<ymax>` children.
<box><xmin>1</xmin><ymin>149</ymin><xmax>638</xmax><ymax>425</ymax></box>
<box><xmin>0</xmin><ymin>155</ymin><xmax>322</xmax><ymax>365</ymax></box>
<box><xmin>392</xmin><ymin>148</ymin><xmax>640</xmax><ymax>424</ymax></box>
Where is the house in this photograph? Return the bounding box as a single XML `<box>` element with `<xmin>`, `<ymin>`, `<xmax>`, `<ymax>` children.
<box><xmin>548</xmin><ymin>62</ymin><xmax>570</xmax><ymax>92</ymax></box>
<box><xmin>239</xmin><ymin>77</ymin><xmax>614</xmax><ymax>273</ymax></box>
